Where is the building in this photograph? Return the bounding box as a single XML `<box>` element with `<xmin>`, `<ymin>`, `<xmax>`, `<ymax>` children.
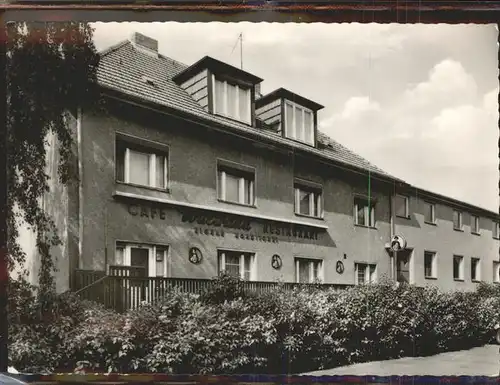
<box><xmin>18</xmin><ymin>32</ymin><xmax>499</xmax><ymax>305</ymax></box>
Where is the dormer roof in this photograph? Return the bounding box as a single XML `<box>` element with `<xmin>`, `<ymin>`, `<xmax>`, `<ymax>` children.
<box><xmin>172</xmin><ymin>55</ymin><xmax>263</xmax><ymax>86</ymax></box>
<box><xmin>256</xmin><ymin>87</ymin><xmax>324</xmax><ymax>112</ymax></box>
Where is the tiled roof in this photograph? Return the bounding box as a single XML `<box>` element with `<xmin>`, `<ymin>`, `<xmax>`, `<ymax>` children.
<box><xmin>97</xmin><ymin>40</ymin><xmax>402</xmax><ymax>181</ymax></box>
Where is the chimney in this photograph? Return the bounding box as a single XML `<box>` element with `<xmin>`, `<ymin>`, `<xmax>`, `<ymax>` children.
<box><xmin>130</xmin><ymin>32</ymin><xmax>158</xmax><ymax>54</ymax></box>
<box><xmin>255</xmin><ymin>83</ymin><xmax>263</xmax><ymax>99</ymax></box>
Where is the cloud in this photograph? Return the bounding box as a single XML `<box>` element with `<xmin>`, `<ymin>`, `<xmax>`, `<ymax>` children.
<box><xmin>403</xmin><ymin>59</ymin><xmax>478</xmax><ymax>111</ymax></box>
<box><xmin>483</xmin><ymin>87</ymin><xmax>499</xmax><ymax>115</ymax></box>
<box><xmin>319</xmin><ymin>57</ymin><xmax>498</xmax><ymax>210</ymax></box>
<box><xmin>340</xmin><ymin>96</ymin><xmax>381</xmax><ymax>120</ymax></box>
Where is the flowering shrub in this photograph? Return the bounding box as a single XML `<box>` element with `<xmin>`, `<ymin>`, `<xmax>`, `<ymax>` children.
<box><xmin>8</xmin><ymin>276</ymin><xmax>500</xmax><ymax>374</ymax></box>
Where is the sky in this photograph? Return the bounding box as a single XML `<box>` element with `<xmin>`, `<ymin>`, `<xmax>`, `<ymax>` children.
<box><xmin>92</xmin><ymin>22</ymin><xmax>499</xmax><ymax>213</ymax></box>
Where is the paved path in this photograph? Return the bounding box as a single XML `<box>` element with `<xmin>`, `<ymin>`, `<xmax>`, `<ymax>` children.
<box><xmin>304</xmin><ymin>345</ymin><xmax>499</xmax><ymax>376</ymax></box>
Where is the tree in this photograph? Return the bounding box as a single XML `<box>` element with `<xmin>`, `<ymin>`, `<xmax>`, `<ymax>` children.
<box><xmin>1</xmin><ymin>21</ymin><xmax>100</xmax><ymax>372</ymax></box>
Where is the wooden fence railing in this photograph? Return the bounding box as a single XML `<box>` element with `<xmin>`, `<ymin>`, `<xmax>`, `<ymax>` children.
<box><xmin>73</xmin><ymin>267</ymin><xmax>354</xmax><ymax>312</ymax></box>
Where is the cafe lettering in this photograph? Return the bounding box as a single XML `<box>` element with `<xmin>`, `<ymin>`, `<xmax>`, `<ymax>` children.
<box><xmin>128</xmin><ymin>204</ymin><xmax>166</xmax><ymax>219</ymax></box>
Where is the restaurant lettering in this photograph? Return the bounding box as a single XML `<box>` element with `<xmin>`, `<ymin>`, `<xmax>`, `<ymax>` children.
<box><xmin>263</xmin><ymin>223</ymin><xmax>320</xmax><ymax>241</ymax></box>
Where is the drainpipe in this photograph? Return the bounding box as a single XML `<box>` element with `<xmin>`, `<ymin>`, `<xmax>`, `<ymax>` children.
<box><xmin>104</xmin><ymin>205</ymin><xmax>108</xmax><ymax>274</ymax></box>
<box><xmin>390</xmin><ymin>185</ymin><xmax>396</xmax><ymax>281</ymax></box>
<box><xmin>77</xmin><ymin>108</ymin><xmax>83</xmax><ymax>269</ymax></box>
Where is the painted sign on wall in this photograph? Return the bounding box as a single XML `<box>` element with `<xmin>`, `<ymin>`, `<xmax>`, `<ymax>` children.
<box><xmin>125</xmin><ymin>203</ymin><xmax>322</xmax><ymax>244</ymax></box>
<box><xmin>181</xmin><ymin>210</ymin><xmax>251</xmax><ymax>231</ymax></box>
<box><xmin>263</xmin><ymin>223</ymin><xmax>321</xmax><ymax>241</ymax></box>
<box><xmin>128</xmin><ymin>204</ymin><xmax>166</xmax><ymax>219</ymax></box>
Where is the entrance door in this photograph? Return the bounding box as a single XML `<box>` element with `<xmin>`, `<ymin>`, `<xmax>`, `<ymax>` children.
<box><xmin>130</xmin><ymin>247</ymin><xmax>149</xmax><ymax>275</ymax></box>
<box><xmin>130</xmin><ymin>247</ymin><xmax>149</xmax><ymax>302</ymax></box>
<box><xmin>396</xmin><ymin>251</ymin><xmax>411</xmax><ymax>283</ymax></box>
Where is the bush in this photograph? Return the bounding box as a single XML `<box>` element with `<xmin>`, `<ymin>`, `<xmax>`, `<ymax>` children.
<box><xmin>199</xmin><ymin>273</ymin><xmax>254</xmax><ymax>304</ymax></box>
<box><xmin>8</xmin><ymin>277</ymin><xmax>99</xmax><ymax>373</ymax></box>
<box><xmin>8</xmin><ymin>276</ymin><xmax>500</xmax><ymax>375</ymax></box>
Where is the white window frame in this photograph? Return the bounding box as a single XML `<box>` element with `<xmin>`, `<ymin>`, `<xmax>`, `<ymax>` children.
<box><xmin>123</xmin><ymin>147</ymin><xmax>168</xmax><ymax>190</ymax></box>
<box><xmin>218</xmin><ymin>250</ymin><xmax>256</xmax><ymax>281</ymax></box>
<box><xmin>453</xmin><ymin>255</ymin><xmax>464</xmax><ymax>280</ymax></box>
<box><xmin>471</xmin><ymin>257</ymin><xmax>481</xmax><ymax>281</ymax></box>
<box><xmin>218</xmin><ymin>167</ymin><xmax>255</xmax><ymax>206</ymax></box>
<box><xmin>471</xmin><ymin>215</ymin><xmax>480</xmax><ymax>234</ymax></box>
<box><xmin>294</xmin><ymin>184</ymin><xmax>323</xmax><ymax>218</ymax></box>
<box><xmin>354</xmin><ymin>263</ymin><xmax>377</xmax><ymax>285</ymax></box>
<box><xmin>284</xmin><ymin>100</ymin><xmax>315</xmax><ymax>146</ymax></box>
<box><xmin>424</xmin><ymin>251</ymin><xmax>437</xmax><ymax>279</ymax></box>
<box><xmin>424</xmin><ymin>201</ymin><xmax>436</xmax><ymax>224</ymax></box>
<box><xmin>493</xmin><ymin>261</ymin><xmax>500</xmax><ymax>283</ymax></box>
<box><xmin>354</xmin><ymin>198</ymin><xmax>376</xmax><ymax>227</ymax></box>
<box><xmin>494</xmin><ymin>222</ymin><xmax>500</xmax><ymax>239</ymax></box>
<box><xmin>453</xmin><ymin>210</ymin><xmax>463</xmax><ymax>230</ymax></box>
<box><xmin>114</xmin><ymin>242</ymin><xmax>168</xmax><ymax>278</ymax></box>
<box><xmin>395</xmin><ymin>195</ymin><xmax>409</xmax><ymax>218</ymax></box>
<box><xmin>295</xmin><ymin>257</ymin><xmax>323</xmax><ymax>284</ymax></box>
<box><xmin>212</xmin><ymin>76</ymin><xmax>252</xmax><ymax>125</ymax></box>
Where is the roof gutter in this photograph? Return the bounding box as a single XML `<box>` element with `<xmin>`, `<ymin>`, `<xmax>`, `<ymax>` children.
<box><xmin>99</xmin><ymin>85</ymin><xmax>401</xmax><ymax>186</ymax></box>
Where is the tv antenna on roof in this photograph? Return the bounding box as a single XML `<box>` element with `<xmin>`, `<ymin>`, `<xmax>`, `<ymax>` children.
<box><xmin>230</xmin><ymin>32</ymin><xmax>243</xmax><ymax>70</ymax></box>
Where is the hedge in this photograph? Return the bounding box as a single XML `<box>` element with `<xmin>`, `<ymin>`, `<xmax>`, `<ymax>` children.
<box><xmin>7</xmin><ymin>275</ymin><xmax>500</xmax><ymax>374</ymax></box>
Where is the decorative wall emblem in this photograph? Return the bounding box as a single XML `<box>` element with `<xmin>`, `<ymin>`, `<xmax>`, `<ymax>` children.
<box><xmin>390</xmin><ymin>235</ymin><xmax>407</xmax><ymax>252</ymax></box>
<box><xmin>271</xmin><ymin>254</ymin><xmax>282</xmax><ymax>270</ymax></box>
<box><xmin>336</xmin><ymin>261</ymin><xmax>344</xmax><ymax>274</ymax></box>
<box><xmin>188</xmin><ymin>247</ymin><xmax>203</xmax><ymax>265</ymax></box>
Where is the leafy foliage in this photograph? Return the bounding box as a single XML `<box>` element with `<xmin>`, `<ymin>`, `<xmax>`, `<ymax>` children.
<box><xmin>199</xmin><ymin>273</ymin><xmax>253</xmax><ymax>304</ymax></box>
<box><xmin>6</xmin><ymin>22</ymin><xmax>99</xmax><ymax>289</ymax></box>
<box><xmin>8</xmin><ymin>277</ymin><xmax>98</xmax><ymax>372</ymax></box>
<box><xmin>8</xmin><ymin>279</ymin><xmax>500</xmax><ymax>374</ymax></box>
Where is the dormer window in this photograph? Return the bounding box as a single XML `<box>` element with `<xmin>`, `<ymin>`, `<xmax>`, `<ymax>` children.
<box><xmin>285</xmin><ymin>100</ymin><xmax>314</xmax><ymax>145</ymax></box>
<box><xmin>172</xmin><ymin>56</ymin><xmax>263</xmax><ymax>126</ymax></box>
<box><xmin>213</xmin><ymin>77</ymin><xmax>251</xmax><ymax>124</ymax></box>
<box><xmin>255</xmin><ymin>88</ymin><xmax>323</xmax><ymax>148</ymax></box>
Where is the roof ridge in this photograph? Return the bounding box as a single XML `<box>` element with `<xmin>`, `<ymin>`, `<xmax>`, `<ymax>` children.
<box><xmin>98</xmin><ymin>39</ymin><xmax>130</xmax><ymax>58</ymax></box>
<box><xmin>158</xmin><ymin>53</ymin><xmax>188</xmax><ymax>69</ymax></box>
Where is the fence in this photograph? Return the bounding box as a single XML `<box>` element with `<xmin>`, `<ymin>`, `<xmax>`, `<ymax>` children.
<box><xmin>73</xmin><ymin>267</ymin><xmax>354</xmax><ymax>312</ymax></box>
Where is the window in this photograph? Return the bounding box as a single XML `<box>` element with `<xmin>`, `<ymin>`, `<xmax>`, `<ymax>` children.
<box><xmin>493</xmin><ymin>262</ymin><xmax>500</xmax><ymax>283</ymax></box>
<box><xmin>284</xmin><ymin>101</ymin><xmax>314</xmax><ymax>145</ymax></box>
<box><xmin>213</xmin><ymin>78</ymin><xmax>251</xmax><ymax>124</ymax></box>
<box><xmin>116</xmin><ymin>140</ymin><xmax>168</xmax><ymax>190</ymax></box>
<box><xmin>295</xmin><ymin>258</ymin><xmax>323</xmax><ymax>283</ymax></box>
<box><xmin>471</xmin><ymin>258</ymin><xmax>481</xmax><ymax>281</ymax></box>
<box><xmin>494</xmin><ymin>222</ymin><xmax>500</xmax><ymax>239</ymax></box>
<box><xmin>354</xmin><ymin>197</ymin><xmax>376</xmax><ymax>227</ymax></box>
<box><xmin>294</xmin><ymin>182</ymin><xmax>322</xmax><ymax>218</ymax></box>
<box><xmin>218</xmin><ymin>250</ymin><xmax>255</xmax><ymax>281</ymax></box>
<box><xmin>453</xmin><ymin>255</ymin><xmax>464</xmax><ymax>280</ymax></box>
<box><xmin>114</xmin><ymin>242</ymin><xmax>168</xmax><ymax>277</ymax></box>
<box><xmin>471</xmin><ymin>215</ymin><xmax>480</xmax><ymax>234</ymax></box>
<box><xmin>355</xmin><ymin>263</ymin><xmax>376</xmax><ymax>285</ymax></box>
<box><xmin>453</xmin><ymin>210</ymin><xmax>463</xmax><ymax>230</ymax></box>
<box><xmin>424</xmin><ymin>251</ymin><xmax>437</xmax><ymax>279</ymax></box>
<box><xmin>217</xmin><ymin>164</ymin><xmax>255</xmax><ymax>206</ymax></box>
<box><xmin>395</xmin><ymin>195</ymin><xmax>409</xmax><ymax>218</ymax></box>
<box><xmin>424</xmin><ymin>202</ymin><xmax>436</xmax><ymax>224</ymax></box>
